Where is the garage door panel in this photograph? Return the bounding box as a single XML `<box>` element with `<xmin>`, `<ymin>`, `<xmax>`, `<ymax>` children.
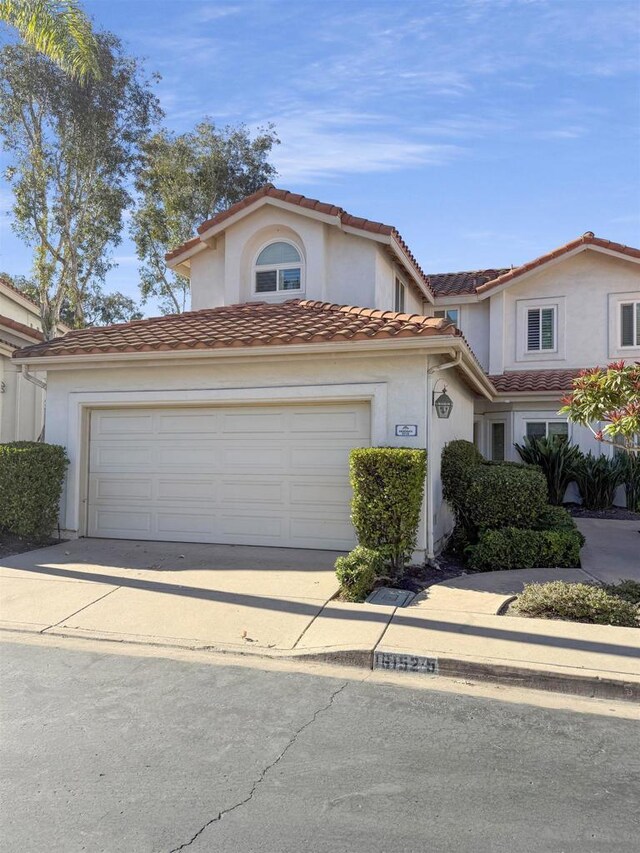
<box><xmin>88</xmin><ymin>402</ymin><xmax>369</xmax><ymax>549</ymax></box>
<box><xmin>92</xmin><ymin>476</ymin><xmax>153</xmax><ymax>501</ymax></box>
<box><xmin>156</xmin><ymin>478</ymin><xmax>218</xmax><ymax>501</ymax></box>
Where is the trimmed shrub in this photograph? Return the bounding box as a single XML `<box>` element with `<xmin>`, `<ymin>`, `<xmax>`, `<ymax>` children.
<box><xmin>514</xmin><ymin>436</ymin><xmax>582</xmax><ymax>505</ymax></box>
<box><xmin>573</xmin><ymin>452</ymin><xmax>626</xmax><ymax>510</ymax></box>
<box><xmin>441</xmin><ymin>440</ymin><xmax>483</xmax><ymax>530</ymax></box>
<box><xmin>350</xmin><ymin>447</ymin><xmax>426</xmax><ymax>574</ymax></box>
<box><xmin>534</xmin><ymin>505</ymin><xmax>581</xmax><ymax>533</ymax></box>
<box><xmin>465</xmin><ymin>464</ymin><xmax>548</xmax><ymax>530</ymax></box>
<box><xmin>335</xmin><ymin>547</ymin><xmax>383</xmax><ymax>602</ymax></box>
<box><xmin>512</xmin><ymin>581</ymin><xmax>639</xmax><ymax>627</ymax></box>
<box><xmin>468</xmin><ymin>527</ymin><xmax>583</xmax><ymax>572</ymax></box>
<box><xmin>604</xmin><ymin>579</ymin><xmax>640</xmax><ymax>606</ymax></box>
<box><xmin>0</xmin><ymin>442</ymin><xmax>68</xmax><ymax>539</ymax></box>
<box><xmin>619</xmin><ymin>452</ymin><xmax>640</xmax><ymax>512</ymax></box>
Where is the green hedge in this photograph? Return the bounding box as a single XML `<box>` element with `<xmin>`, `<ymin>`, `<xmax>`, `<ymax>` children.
<box><xmin>441</xmin><ymin>440</ymin><xmax>483</xmax><ymax>528</ymax></box>
<box><xmin>468</xmin><ymin>527</ymin><xmax>584</xmax><ymax>572</ymax></box>
<box><xmin>350</xmin><ymin>447</ymin><xmax>426</xmax><ymax>574</ymax></box>
<box><xmin>465</xmin><ymin>463</ymin><xmax>548</xmax><ymax>531</ymax></box>
<box><xmin>335</xmin><ymin>546</ymin><xmax>383</xmax><ymax>602</ymax></box>
<box><xmin>0</xmin><ymin>442</ymin><xmax>69</xmax><ymax>539</ymax></box>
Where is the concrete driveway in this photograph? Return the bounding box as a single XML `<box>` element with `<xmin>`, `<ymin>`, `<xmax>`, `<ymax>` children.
<box><xmin>0</xmin><ymin>538</ymin><xmax>344</xmax><ymax>650</ymax></box>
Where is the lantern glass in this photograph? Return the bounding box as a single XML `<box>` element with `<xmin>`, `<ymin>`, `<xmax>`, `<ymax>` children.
<box><xmin>434</xmin><ymin>391</ymin><xmax>453</xmax><ymax>419</ymax></box>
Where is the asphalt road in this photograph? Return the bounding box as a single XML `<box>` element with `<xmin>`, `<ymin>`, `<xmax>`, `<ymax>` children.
<box><xmin>1</xmin><ymin>638</ymin><xmax>639</xmax><ymax>853</ymax></box>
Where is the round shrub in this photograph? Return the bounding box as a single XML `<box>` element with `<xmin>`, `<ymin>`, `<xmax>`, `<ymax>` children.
<box><xmin>0</xmin><ymin>442</ymin><xmax>69</xmax><ymax>539</ymax></box>
<box><xmin>468</xmin><ymin>527</ymin><xmax>583</xmax><ymax>572</ymax></box>
<box><xmin>512</xmin><ymin>581</ymin><xmax>639</xmax><ymax>627</ymax></box>
<box><xmin>350</xmin><ymin>447</ymin><xmax>426</xmax><ymax>574</ymax></box>
<box><xmin>335</xmin><ymin>546</ymin><xmax>383</xmax><ymax>602</ymax></box>
<box><xmin>465</xmin><ymin>464</ymin><xmax>548</xmax><ymax>530</ymax></box>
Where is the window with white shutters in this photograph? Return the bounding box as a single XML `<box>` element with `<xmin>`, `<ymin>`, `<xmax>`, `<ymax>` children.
<box><xmin>620</xmin><ymin>302</ymin><xmax>640</xmax><ymax>347</ymax></box>
<box><xmin>527</xmin><ymin>306</ymin><xmax>555</xmax><ymax>351</ymax></box>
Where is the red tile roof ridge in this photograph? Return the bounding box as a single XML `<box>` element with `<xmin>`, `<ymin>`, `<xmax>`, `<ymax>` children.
<box><xmin>477</xmin><ymin>234</ymin><xmax>640</xmax><ymax>294</ymax></box>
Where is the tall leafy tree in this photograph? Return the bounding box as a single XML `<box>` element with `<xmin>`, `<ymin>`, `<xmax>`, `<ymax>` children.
<box><xmin>3</xmin><ymin>273</ymin><xmax>142</xmax><ymax>328</ymax></box>
<box><xmin>0</xmin><ymin>33</ymin><xmax>161</xmax><ymax>338</ymax></box>
<box><xmin>132</xmin><ymin>121</ymin><xmax>279</xmax><ymax>314</ymax></box>
<box><xmin>0</xmin><ymin>0</ymin><xmax>100</xmax><ymax>82</ymax></box>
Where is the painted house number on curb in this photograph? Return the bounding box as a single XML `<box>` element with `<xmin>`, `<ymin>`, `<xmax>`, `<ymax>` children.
<box><xmin>395</xmin><ymin>424</ymin><xmax>418</xmax><ymax>437</ymax></box>
<box><xmin>374</xmin><ymin>652</ymin><xmax>439</xmax><ymax>674</ymax></box>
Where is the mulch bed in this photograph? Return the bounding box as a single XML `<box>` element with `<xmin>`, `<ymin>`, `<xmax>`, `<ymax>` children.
<box><xmin>0</xmin><ymin>533</ymin><xmax>61</xmax><ymax>560</ymax></box>
<box><xmin>389</xmin><ymin>551</ymin><xmax>472</xmax><ymax>594</ymax></box>
<box><xmin>566</xmin><ymin>503</ymin><xmax>640</xmax><ymax>521</ymax></box>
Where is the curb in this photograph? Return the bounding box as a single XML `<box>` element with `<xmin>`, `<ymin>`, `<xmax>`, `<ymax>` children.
<box><xmin>3</xmin><ymin>626</ymin><xmax>638</xmax><ymax>703</ymax></box>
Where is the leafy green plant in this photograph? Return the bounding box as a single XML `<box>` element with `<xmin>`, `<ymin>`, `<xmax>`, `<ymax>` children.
<box><xmin>512</xmin><ymin>581</ymin><xmax>639</xmax><ymax>627</ymax></box>
<box><xmin>514</xmin><ymin>435</ymin><xmax>582</xmax><ymax>505</ymax></box>
<box><xmin>534</xmin><ymin>505</ymin><xmax>580</xmax><ymax>532</ymax></box>
<box><xmin>618</xmin><ymin>452</ymin><xmax>640</xmax><ymax>512</ymax></box>
<box><xmin>465</xmin><ymin>463</ymin><xmax>548</xmax><ymax>530</ymax></box>
<box><xmin>468</xmin><ymin>527</ymin><xmax>583</xmax><ymax>572</ymax></box>
<box><xmin>573</xmin><ymin>452</ymin><xmax>626</xmax><ymax>510</ymax></box>
<box><xmin>335</xmin><ymin>546</ymin><xmax>383</xmax><ymax>602</ymax></box>
<box><xmin>604</xmin><ymin>580</ymin><xmax>640</xmax><ymax>605</ymax></box>
<box><xmin>350</xmin><ymin>447</ymin><xmax>426</xmax><ymax>575</ymax></box>
<box><xmin>0</xmin><ymin>442</ymin><xmax>68</xmax><ymax>538</ymax></box>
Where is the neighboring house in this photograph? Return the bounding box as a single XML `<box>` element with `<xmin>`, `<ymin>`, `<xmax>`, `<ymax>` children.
<box><xmin>1</xmin><ymin>279</ymin><xmax>48</xmax><ymax>442</ymax></box>
<box><xmin>426</xmin><ymin>235</ymin><xmax>640</xmax><ymax>463</ymax></box>
<box><xmin>12</xmin><ymin>186</ymin><xmax>640</xmax><ymax>556</ymax></box>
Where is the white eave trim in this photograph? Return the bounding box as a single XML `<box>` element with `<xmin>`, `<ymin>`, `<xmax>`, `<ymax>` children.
<box><xmin>476</xmin><ymin>243</ymin><xmax>640</xmax><ymax>300</ymax></box>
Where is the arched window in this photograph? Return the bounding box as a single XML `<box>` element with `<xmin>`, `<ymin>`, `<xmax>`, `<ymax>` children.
<box><xmin>254</xmin><ymin>241</ymin><xmax>303</xmax><ymax>293</ymax></box>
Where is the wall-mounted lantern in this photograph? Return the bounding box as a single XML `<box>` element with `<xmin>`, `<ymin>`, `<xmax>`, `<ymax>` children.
<box><xmin>432</xmin><ymin>381</ymin><xmax>453</xmax><ymax>419</ymax></box>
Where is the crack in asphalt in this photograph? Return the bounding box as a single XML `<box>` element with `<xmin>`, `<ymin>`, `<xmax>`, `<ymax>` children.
<box><xmin>168</xmin><ymin>680</ymin><xmax>349</xmax><ymax>852</ymax></box>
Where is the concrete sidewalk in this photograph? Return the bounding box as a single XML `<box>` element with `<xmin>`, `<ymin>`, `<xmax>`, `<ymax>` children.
<box><xmin>575</xmin><ymin>518</ymin><xmax>640</xmax><ymax>584</ymax></box>
<box><xmin>1</xmin><ymin>538</ymin><xmax>638</xmax><ymax>702</ymax></box>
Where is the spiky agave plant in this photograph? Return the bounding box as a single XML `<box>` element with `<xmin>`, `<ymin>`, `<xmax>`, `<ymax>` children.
<box><xmin>514</xmin><ymin>435</ymin><xmax>582</xmax><ymax>505</ymax></box>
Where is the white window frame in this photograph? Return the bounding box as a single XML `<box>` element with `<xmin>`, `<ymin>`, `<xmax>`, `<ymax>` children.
<box><xmin>434</xmin><ymin>307</ymin><xmax>460</xmax><ymax>326</ymax></box>
<box><xmin>619</xmin><ymin>300</ymin><xmax>640</xmax><ymax>348</ymax></box>
<box><xmin>524</xmin><ymin>419</ymin><xmax>569</xmax><ymax>442</ymax></box>
<box><xmin>253</xmin><ymin>240</ymin><xmax>304</xmax><ymax>297</ymax></box>
<box><xmin>607</xmin><ymin>292</ymin><xmax>640</xmax><ymax>358</ymax></box>
<box><xmin>394</xmin><ymin>277</ymin><xmax>406</xmax><ymax>313</ymax></box>
<box><xmin>526</xmin><ymin>305</ymin><xmax>556</xmax><ymax>353</ymax></box>
<box><xmin>516</xmin><ymin>297</ymin><xmax>565</xmax><ymax>363</ymax></box>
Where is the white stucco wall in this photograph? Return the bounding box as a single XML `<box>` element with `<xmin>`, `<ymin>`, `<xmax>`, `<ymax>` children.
<box><xmin>43</xmin><ymin>348</ymin><xmax>465</xmax><ymax>555</ymax></box>
<box><xmin>497</xmin><ymin>251</ymin><xmax>640</xmax><ymax>372</ymax></box>
<box><xmin>187</xmin><ymin>204</ymin><xmax>426</xmax><ymax>314</ymax></box>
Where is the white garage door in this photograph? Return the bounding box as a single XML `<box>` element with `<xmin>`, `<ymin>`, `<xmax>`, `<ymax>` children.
<box><xmin>87</xmin><ymin>402</ymin><xmax>370</xmax><ymax>550</ymax></box>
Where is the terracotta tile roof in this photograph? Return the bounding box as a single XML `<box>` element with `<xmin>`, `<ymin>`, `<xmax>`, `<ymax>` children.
<box><xmin>490</xmin><ymin>369</ymin><xmax>583</xmax><ymax>394</ymax></box>
<box><xmin>476</xmin><ymin>233</ymin><xmax>640</xmax><ymax>295</ymax></box>
<box><xmin>0</xmin><ymin>276</ymin><xmax>40</xmax><ymax>310</ymax></box>
<box><xmin>427</xmin><ymin>269</ymin><xmax>510</xmax><ymax>297</ymax></box>
<box><xmin>0</xmin><ymin>314</ymin><xmax>44</xmax><ymax>342</ymax></box>
<box><xmin>14</xmin><ymin>299</ymin><xmax>460</xmax><ymax>360</ymax></box>
<box><xmin>166</xmin><ymin>185</ymin><xmax>433</xmax><ymax>294</ymax></box>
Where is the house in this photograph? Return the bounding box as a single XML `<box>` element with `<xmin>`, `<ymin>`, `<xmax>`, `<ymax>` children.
<box><xmin>1</xmin><ymin>279</ymin><xmax>47</xmax><ymax>442</ymax></box>
<box><xmin>12</xmin><ymin>186</ymin><xmax>640</xmax><ymax>556</ymax></box>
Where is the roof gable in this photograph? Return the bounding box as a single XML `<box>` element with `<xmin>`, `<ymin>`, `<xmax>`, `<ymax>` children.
<box><xmin>165</xmin><ymin>185</ymin><xmax>435</xmax><ymax>300</ymax></box>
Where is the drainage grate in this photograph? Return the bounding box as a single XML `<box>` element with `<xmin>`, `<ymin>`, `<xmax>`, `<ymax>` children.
<box><xmin>366</xmin><ymin>587</ymin><xmax>415</xmax><ymax>607</ymax></box>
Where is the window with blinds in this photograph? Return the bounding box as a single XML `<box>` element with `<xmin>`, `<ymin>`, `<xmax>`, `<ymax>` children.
<box><xmin>527</xmin><ymin>307</ymin><xmax>555</xmax><ymax>351</ymax></box>
<box><xmin>620</xmin><ymin>302</ymin><xmax>640</xmax><ymax>347</ymax></box>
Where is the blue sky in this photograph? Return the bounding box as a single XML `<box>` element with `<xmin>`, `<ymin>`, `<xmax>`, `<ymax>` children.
<box><xmin>1</xmin><ymin>0</ymin><xmax>639</xmax><ymax>313</ymax></box>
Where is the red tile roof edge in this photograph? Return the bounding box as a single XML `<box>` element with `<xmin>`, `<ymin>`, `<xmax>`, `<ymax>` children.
<box><xmin>477</xmin><ymin>234</ymin><xmax>640</xmax><ymax>294</ymax></box>
<box><xmin>0</xmin><ymin>276</ymin><xmax>41</xmax><ymax>311</ymax></box>
<box><xmin>0</xmin><ymin>313</ymin><xmax>44</xmax><ymax>341</ymax></box>
<box><xmin>489</xmin><ymin>368</ymin><xmax>583</xmax><ymax>393</ymax></box>
<box><xmin>165</xmin><ymin>185</ymin><xmax>433</xmax><ymax>294</ymax></box>
<box><xmin>13</xmin><ymin>298</ymin><xmax>462</xmax><ymax>360</ymax></box>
